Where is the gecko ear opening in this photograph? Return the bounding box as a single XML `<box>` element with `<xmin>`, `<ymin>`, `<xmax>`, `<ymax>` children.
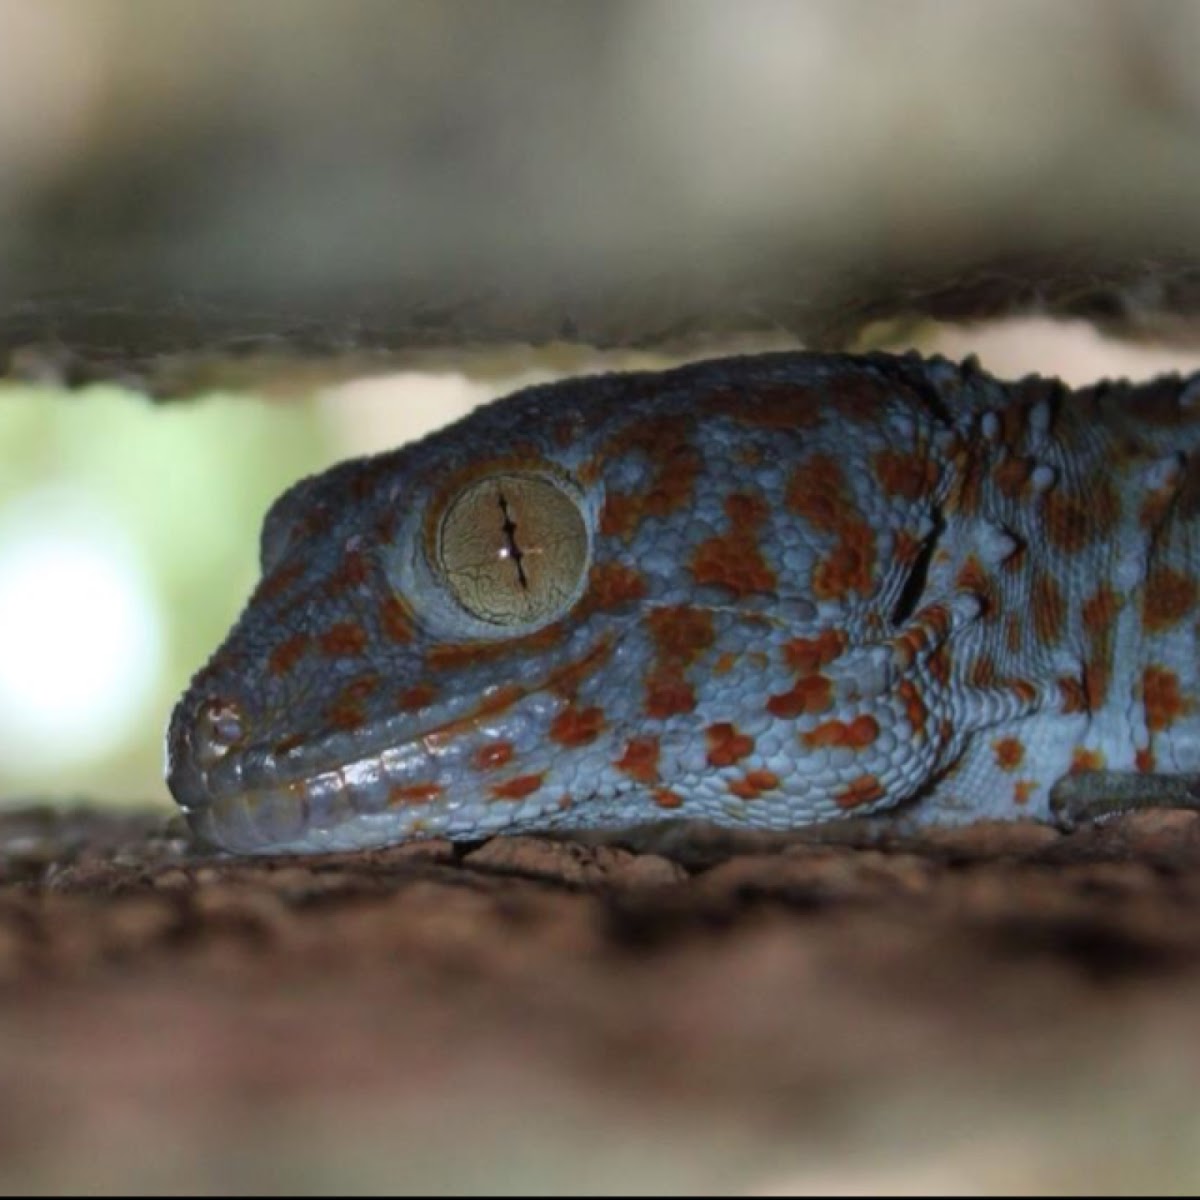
<box><xmin>889</xmin><ymin>512</ymin><xmax>943</xmax><ymax>629</ymax></box>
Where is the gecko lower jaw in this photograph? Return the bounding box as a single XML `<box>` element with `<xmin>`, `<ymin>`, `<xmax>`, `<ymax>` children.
<box><xmin>165</xmin><ymin>665</ymin><xmax>583</xmax><ymax>855</ymax></box>
<box><xmin>168</xmin><ymin>712</ymin><xmax>499</xmax><ymax>854</ymax></box>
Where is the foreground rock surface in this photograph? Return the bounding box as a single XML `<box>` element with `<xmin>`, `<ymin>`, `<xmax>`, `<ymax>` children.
<box><xmin>4</xmin><ymin>807</ymin><xmax>1200</xmax><ymax>1191</ymax></box>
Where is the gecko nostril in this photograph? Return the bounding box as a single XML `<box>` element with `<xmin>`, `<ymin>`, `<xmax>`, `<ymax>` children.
<box><xmin>195</xmin><ymin>698</ymin><xmax>247</xmax><ymax>766</ymax></box>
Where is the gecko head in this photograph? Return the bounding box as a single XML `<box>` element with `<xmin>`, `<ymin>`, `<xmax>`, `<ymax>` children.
<box><xmin>168</xmin><ymin>353</ymin><xmax>956</xmax><ymax>856</ymax></box>
<box><xmin>166</xmin><ymin>386</ymin><xmax>659</xmax><ymax>855</ymax></box>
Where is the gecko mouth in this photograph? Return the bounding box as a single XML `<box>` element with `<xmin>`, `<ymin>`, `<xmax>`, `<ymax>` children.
<box><xmin>166</xmin><ymin>637</ymin><xmax>616</xmax><ymax>855</ymax></box>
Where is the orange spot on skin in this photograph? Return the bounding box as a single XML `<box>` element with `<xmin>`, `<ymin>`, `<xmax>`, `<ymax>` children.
<box><xmin>1143</xmin><ymin>566</ymin><xmax>1198</xmax><ymax>633</ymax></box>
<box><xmin>969</xmin><ymin>653</ymin><xmax>998</xmax><ymax>689</ymax></box>
<box><xmin>549</xmin><ymin>705</ymin><xmax>606</xmax><ymax>747</ymax></box>
<box><xmin>472</xmin><ymin>742</ymin><xmax>515</xmax><ymax>771</ymax></box>
<box><xmin>328</xmin><ymin>549</ymin><xmax>369</xmax><ymax>592</ymax></box>
<box><xmin>256</xmin><ymin>561</ymin><xmax>305</xmax><ymax>603</ymax></box>
<box><xmin>268</xmin><ymin>633</ymin><xmax>309</xmax><ymax>676</ymax></box>
<box><xmin>767</xmin><ymin>674</ymin><xmax>834</xmax><ymax>719</ymax></box>
<box><xmin>380</xmin><ymin>595</ymin><xmax>414</xmax><ymax>644</ymax></box>
<box><xmin>897</xmin><ymin>679</ymin><xmax>928</xmax><ymax>739</ymax></box>
<box><xmin>644</xmin><ymin>605</ymin><xmax>715</xmax><ymax>719</ymax></box>
<box><xmin>724</xmin><ymin>492</ymin><xmax>771</xmax><ymax>527</ymax></box>
<box><xmin>585</xmin><ymin>561</ymin><xmax>647</xmax><ymax>611</ymax></box>
<box><xmin>690</xmin><ymin>540</ymin><xmax>776</xmax><ymax>596</ymax></box>
<box><xmin>375</xmin><ymin>510</ymin><xmax>399</xmax><ymax>544</ymax></box>
<box><xmin>491</xmin><ymin>773</ymin><xmax>544</xmax><ymax>802</ymax></box>
<box><xmin>714</xmin><ymin>651</ymin><xmax>739</xmax><ymax>676</ymax></box>
<box><xmin>300</xmin><ymin>509</ymin><xmax>332</xmax><ymax>539</ymax></box>
<box><xmin>874</xmin><ymin>450</ymin><xmax>939</xmax><ymax>502</ymax></box>
<box><xmin>1005</xmin><ymin>615</ymin><xmax>1024</xmax><ymax>655</ymax></box>
<box><xmin>690</xmin><ymin>523</ymin><xmax>777</xmax><ymax>597</ymax></box>
<box><xmin>992</xmin><ymin>455</ymin><xmax>1032</xmax><ymax>500</ymax></box>
<box><xmin>1082</xmin><ymin>586</ymin><xmax>1120</xmax><ymax>634</ymax></box>
<box><xmin>599</xmin><ymin>494</ymin><xmax>641</xmax><ymax>541</ymax></box>
<box><xmin>835</xmin><ymin>775</ymin><xmax>885</xmax><ymax>810</ymax></box>
<box><xmin>340</xmin><ymin>677</ymin><xmax>378</xmax><ymax>703</ymax></box>
<box><xmin>783</xmin><ymin>629</ymin><xmax>846</xmax><ymax>675</ymax></box>
<box><xmin>811</xmin><ymin>520</ymin><xmax>875</xmax><ymax>602</ymax></box>
<box><xmin>1007</xmin><ymin>678</ymin><xmax>1038</xmax><ymax>706</ymax></box>
<box><xmin>891</xmin><ymin>603</ymin><xmax>953</xmax><ymax>670</ymax></box>
<box><xmin>946</xmin><ymin>448</ymin><xmax>984</xmax><ymax>517</ymax></box>
<box><xmin>893</xmin><ymin>528</ymin><xmax>922</xmax><ymax>567</ymax></box>
<box><xmin>1083</xmin><ymin>658</ymin><xmax>1110</xmax><ymax>712</ymax></box>
<box><xmin>802</xmin><ymin>714</ymin><xmax>880</xmax><ymax>750</ymax></box>
<box><xmin>327</xmin><ymin>677</ymin><xmax>378</xmax><ymax>732</ymax></box>
<box><xmin>596</xmin><ymin>416</ymin><xmax>701</xmax><ymax>541</ymax></box>
<box><xmin>786</xmin><ymin>456</ymin><xmax>877</xmax><ymax>601</ymax></box>
<box><xmin>647</xmin><ymin>605</ymin><xmax>716</xmax><ymax>666</ymax></box>
<box><xmin>992</xmin><ymin>736</ymin><xmax>1024</xmax><ymax>772</ymax></box>
<box><xmin>389</xmin><ymin>782</ymin><xmax>444</xmax><ymax>806</ymax></box>
<box><xmin>1058</xmin><ymin>676</ymin><xmax>1088</xmax><ymax>714</ymax></box>
<box><xmin>1070</xmin><ymin>747</ymin><xmax>1106</xmax><ymax>773</ymax></box>
<box><xmin>616</xmin><ymin>736</ymin><xmax>660</xmax><ymax>783</ymax></box>
<box><xmin>1079</xmin><ymin>584</ymin><xmax>1119</xmax><ymax>712</ymax></box>
<box><xmin>705</xmin><ymin>722</ymin><xmax>756</xmax><ymax>767</ymax></box>
<box><xmin>1136</xmin><ymin>747</ymin><xmax>1156</xmax><ymax>773</ymax></box>
<box><xmin>645</xmin><ymin>675</ymin><xmax>697</xmax><ymax>719</ymax></box>
<box><xmin>319</xmin><ymin>621</ymin><xmax>368</xmax><ymax>657</ymax></box>
<box><xmin>728</xmin><ymin>770</ymin><xmax>780</xmax><ymax>800</ymax></box>
<box><xmin>1043</xmin><ymin>480</ymin><xmax>1119</xmax><ymax>554</ymax></box>
<box><xmin>1013</xmin><ymin>780</ymin><xmax>1036</xmax><ymax>807</ymax></box>
<box><xmin>1032</xmin><ymin>573</ymin><xmax>1066</xmax><ymax>647</ymax></box>
<box><xmin>398</xmin><ymin>682</ymin><xmax>437</xmax><ymax>711</ymax></box>
<box><xmin>786</xmin><ymin>453</ymin><xmax>849</xmax><ymax>532</ymax></box>
<box><xmin>1144</xmin><ymin>665</ymin><xmax>1191</xmax><ymax>732</ymax></box>
<box><xmin>552</xmin><ymin>416</ymin><xmax>582</xmax><ymax>448</ymax></box>
<box><xmin>1140</xmin><ymin>484</ymin><xmax>1177</xmax><ymax>530</ymax></box>
<box><xmin>928</xmin><ymin>644</ymin><xmax>953</xmax><ymax>688</ymax></box>
<box><xmin>653</xmin><ymin>788</ymin><xmax>684</xmax><ymax>810</ymax></box>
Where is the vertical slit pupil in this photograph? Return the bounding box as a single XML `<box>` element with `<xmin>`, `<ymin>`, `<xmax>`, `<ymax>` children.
<box><xmin>497</xmin><ymin>491</ymin><xmax>529</xmax><ymax>589</ymax></box>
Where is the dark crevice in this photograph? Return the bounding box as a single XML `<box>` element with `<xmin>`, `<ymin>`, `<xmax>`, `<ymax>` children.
<box><xmin>889</xmin><ymin>508</ymin><xmax>944</xmax><ymax>628</ymax></box>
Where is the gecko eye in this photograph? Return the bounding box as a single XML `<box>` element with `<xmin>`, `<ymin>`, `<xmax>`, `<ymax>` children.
<box><xmin>436</xmin><ymin>472</ymin><xmax>589</xmax><ymax>627</ymax></box>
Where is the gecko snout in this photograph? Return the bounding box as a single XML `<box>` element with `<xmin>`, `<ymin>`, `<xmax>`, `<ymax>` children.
<box><xmin>165</xmin><ymin>684</ymin><xmax>254</xmax><ymax>817</ymax></box>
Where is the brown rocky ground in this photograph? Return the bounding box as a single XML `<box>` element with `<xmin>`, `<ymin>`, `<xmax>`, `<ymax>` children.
<box><xmin>4</xmin><ymin>808</ymin><xmax>1200</xmax><ymax>1192</ymax></box>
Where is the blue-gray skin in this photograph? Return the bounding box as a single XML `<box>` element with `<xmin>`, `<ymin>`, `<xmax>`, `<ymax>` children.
<box><xmin>167</xmin><ymin>351</ymin><xmax>1200</xmax><ymax>854</ymax></box>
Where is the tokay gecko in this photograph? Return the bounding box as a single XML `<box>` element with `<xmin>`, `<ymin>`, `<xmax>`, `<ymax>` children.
<box><xmin>167</xmin><ymin>351</ymin><xmax>1200</xmax><ymax>854</ymax></box>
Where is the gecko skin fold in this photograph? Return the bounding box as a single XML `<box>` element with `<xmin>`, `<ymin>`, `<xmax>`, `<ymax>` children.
<box><xmin>167</xmin><ymin>351</ymin><xmax>1200</xmax><ymax>854</ymax></box>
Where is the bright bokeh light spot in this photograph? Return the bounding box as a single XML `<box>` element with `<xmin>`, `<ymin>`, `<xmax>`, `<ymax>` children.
<box><xmin>0</xmin><ymin>490</ymin><xmax>164</xmax><ymax>772</ymax></box>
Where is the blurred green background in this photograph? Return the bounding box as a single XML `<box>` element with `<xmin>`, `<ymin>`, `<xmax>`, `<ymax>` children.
<box><xmin>0</xmin><ymin>382</ymin><xmax>323</xmax><ymax>805</ymax></box>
